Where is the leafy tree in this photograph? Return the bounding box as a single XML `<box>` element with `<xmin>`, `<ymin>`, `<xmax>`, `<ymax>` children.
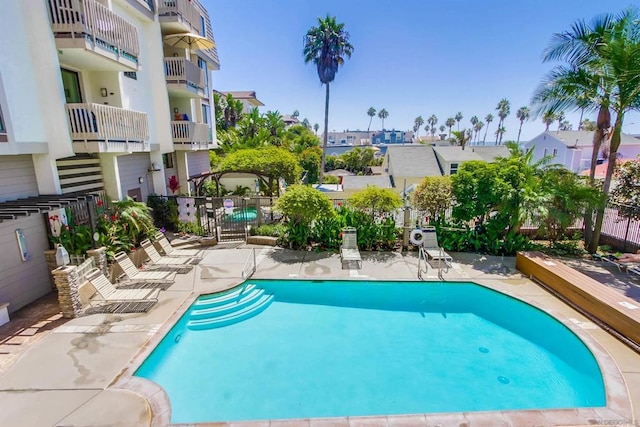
<box><xmin>341</xmin><ymin>147</ymin><xmax>376</xmax><ymax>174</ymax></box>
<box><xmin>454</xmin><ymin>112</ymin><xmax>463</xmax><ymax>131</ymax></box>
<box><xmin>298</xmin><ymin>147</ymin><xmax>322</xmax><ymax>184</ymax></box>
<box><xmin>581</xmin><ymin>118</ymin><xmax>597</xmax><ymax>131</ymax></box>
<box><xmin>411</xmin><ymin>176</ymin><xmax>452</xmax><ymax>222</ymax></box>
<box><xmin>214</xmin><ymin>92</ymin><xmax>244</xmax><ymax>131</ymax></box>
<box><xmin>516</xmin><ymin>106</ymin><xmax>530</xmax><ymax>143</ymax></box>
<box><xmin>292</xmin><ymin>110</ymin><xmax>300</xmax><ymax>118</ymax></box>
<box><xmin>611</xmin><ymin>158</ymin><xmax>640</xmax><ymax>220</ymax></box>
<box><xmin>301</xmin><ymin>118</ymin><xmax>311</xmax><ymax>129</ymax></box>
<box><xmin>483</xmin><ymin>113</ymin><xmax>493</xmax><ymax>143</ymax></box>
<box><xmin>451</xmin><ymin>161</ymin><xmax>502</xmax><ymax>226</ymax></box>
<box><xmin>347</xmin><ymin>185</ymin><xmax>402</xmax><ymax>219</ymax></box>
<box><xmin>378</xmin><ymin>108</ymin><xmax>389</xmax><ymax>129</ymax></box>
<box><xmin>304</xmin><ymin>15</ymin><xmax>354</xmax><ymax>184</ymax></box>
<box><xmin>283</xmin><ymin>124</ymin><xmax>320</xmax><ymax>154</ymax></box>
<box><xmin>275</xmin><ymin>185</ymin><xmax>334</xmax><ymax>247</ymax></box>
<box><xmin>209</xmin><ymin>150</ymin><xmax>222</xmax><ymax>169</ymax></box>
<box><xmin>445</xmin><ymin>117</ymin><xmax>455</xmax><ymax>138</ymax></box>
<box><xmin>366</xmin><ymin>107</ymin><xmax>376</xmax><ymax>132</ymax></box>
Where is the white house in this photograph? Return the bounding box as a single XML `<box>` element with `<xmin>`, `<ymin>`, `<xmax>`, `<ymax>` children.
<box><xmin>0</xmin><ymin>0</ymin><xmax>219</xmax><ymax>314</ymax></box>
<box><xmin>525</xmin><ymin>131</ymin><xmax>640</xmax><ymax>173</ymax></box>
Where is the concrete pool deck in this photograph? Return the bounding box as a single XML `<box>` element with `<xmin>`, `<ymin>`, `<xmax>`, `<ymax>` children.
<box><xmin>0</xmin><ymin>244</ymin><xmax>639</xmax><ymax>426</ymax></box>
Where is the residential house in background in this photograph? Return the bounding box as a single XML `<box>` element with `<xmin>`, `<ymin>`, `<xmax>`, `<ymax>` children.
<box><xmin>432</xmin><ymin>145</ymin><xmax>510</xmax><ymax>175</ymax></box>
<box><xmin>325</xmin><ymin>130</ymin><xmax>374</xmax><ymax>146</ymax></box>
<box><xmin>525</xmin><ymin>131</ymin><xmax>640</xmax><ymax>173</ymax></box>
<box><xmin>216</xmin><ymin>90</ymin><xmax>264</xmax><ymax>114</ymax></box>
<box><xmin>0</xmin><ymin>0</ymin><xmax>219</xmax><ymax>314</ymax></box>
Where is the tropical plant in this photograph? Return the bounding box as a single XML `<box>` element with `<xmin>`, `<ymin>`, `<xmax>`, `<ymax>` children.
<box><xmin>611</xmin><ymin>158</ymin><xmax>640</xmax><ymax>220</ymax></box>
<box><xmin>483</xmin><ymin>113</ymin><xmax>493</xmax><ymax>143</ymax></box>
<box><xmin>313</xmin><ymin>123</ymin><xmax>319</xmax><ymax>135</ymax></box>
<box><xmin>555</xmin><ymin>111</ymin><xmax>566</xmax><ymax>131</ymax></box>
<box><xmin>347</xmin><ymin>185</ymin><xmax>402</xmax><ymax>219</ymax></box>
<box><xmin>275</xmin><ymin>185</ymin><xmax>334</xmax><ymax>248</ymax></box>
<box><xmin>581</xmin><ymin>118</ymin><xmax>597</xmax><ymax>131</ymax></box>
<box><xmin>167</xmin><ymin>175</ymin><xmax>181</xmax><ymax>195</ymax></box>
<box><xmin>366</xmin><ymin>107</ymin><xmax>376</xmax><ymax>132</ymax></box>
<box><xmin>301</xmin><ymin>118</ymin><xmax>311</xmax><ymax>129</ymax></box>
<box><xmin>427</xmin><ymin>115</ymin><xmax>438</xmax><ymax>139</ymax></box>
<box><xmin>516</xmin><ymin>106</ymin><xmax>530</xmax><ymax>143</ymax></box>
<box><xmin>303</xmin><ymin>15</ymin><xmax>354</xmax><ymax>184</ymax></box>
<box><xmin>450</xmin><ymin>129</ymin><xmax>472</xmax><ymax>150</ymax></box>
<box><xmin>469</xmin><ymin>116</ymin><xmax>479</xmax><ymax>142</ymax></box>
<box><xmin>532</xmin><ymin>7</ymin><xmax>640</xmax><ymax>253</ymax></box>
<box><xmin>414</xmin><ymin>116</ymin><xmax>424</xmax><ymax>138</ymax></box>
<box><xmin>378</xmin><ymin>108</ymin><xmax>389</xmax><ymax>129</ymax></box>
<box><xmin>96</xmin><ymin>197</ymin><xmax>157</xmax><ymax>258</ymax></box>
<box><xmin>542</xmin><ymin>110</ymin><xmax>556</xmax><ymax>131</ymax></box>
<box><xmin>454</xmin><ymin>112</ymin><xmax>463</xmax><ymax>131</ymax></box>
<box><xmin>473</xmin><ymin>120</ymin><xmax>484</xmax><ymax>143</ymax></box>
<box><xmin>495</xmin><ymin>99</ymin><xmax>510</xmax><ymax>144</ymax></box>
<box><xmin>445</xmin><ymin>117</ymin><xmax>455</xmax><ymax>138</ymax></box>
<box><xmin>411</xmin><ymin>176</ymin><xmax>453</xmax><ymax>223</ymax></box>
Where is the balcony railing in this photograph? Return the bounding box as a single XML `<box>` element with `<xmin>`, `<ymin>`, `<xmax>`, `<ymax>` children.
<box><xmin>48</xmin><ymin>0</ymin><xmax>140</xmax><ymax>62</ymax></box>
<box><xmin>164</xmin><ymin>57</ymin><xmax>206</xmax><ymax>92</ymax></box>
<box><xmin>66</xmin><ymin>103</ymin><xmax>149</xmax><ymax>151</ymax></box>
<box><xmin>158</xmin><ymin>0</ymin><xmax>202</xmax><ymax>33</ymax></box>
<box><xmin>171</xmin><ymin>121</ymin><xmax>211</xmax><ymax>150</ymax></box>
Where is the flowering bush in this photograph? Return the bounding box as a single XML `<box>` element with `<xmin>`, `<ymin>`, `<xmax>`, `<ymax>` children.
<box><xmin>49</xmin><ymin>211</ymin><xmax>93</xmax><ymax>255</ymax></box>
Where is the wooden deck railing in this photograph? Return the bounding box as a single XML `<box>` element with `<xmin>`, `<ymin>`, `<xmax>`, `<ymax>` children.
<box><xmin>48</xmin><ymin>0</ymin><xmax>140</xmax><ymax>61</ymax></box>
<box><xmin>66</xmin><ymin>103</ymin><xmax>149</xmax><ymax>143</ymax></box>
<box><xmin>164</xmin><ymin>58</ymin><xmax>205</xmax><ymax>91</ymax></box>
<box><xmin>158</xmin><ymin>0</ymin><xmax>201</xmax><ymax>32</ymax></box>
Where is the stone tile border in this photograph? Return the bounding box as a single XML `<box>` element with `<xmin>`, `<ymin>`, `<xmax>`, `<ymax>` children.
<box><xmin>112</xmin><ymin>277</ymin><xmax>634</xmax><ymax>427</ymax></box>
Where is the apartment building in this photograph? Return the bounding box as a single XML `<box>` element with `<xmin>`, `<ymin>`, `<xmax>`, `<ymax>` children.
<box><xmin>0</xmin><ymin>0</ymin><xmax>219</xmax><ymax>313</ymax></box>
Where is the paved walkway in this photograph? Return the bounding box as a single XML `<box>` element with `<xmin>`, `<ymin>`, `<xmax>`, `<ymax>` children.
<box><xmin>0</xmin><ymin>246</ymin><xmax>639</xmax><ymax>426</ymax></box>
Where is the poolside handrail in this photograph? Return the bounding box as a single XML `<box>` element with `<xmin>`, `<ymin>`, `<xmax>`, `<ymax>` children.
<box><xmin>241</xmin><ymin>248</ymin><xmax>256</xmax><ymax>279</ymax></box>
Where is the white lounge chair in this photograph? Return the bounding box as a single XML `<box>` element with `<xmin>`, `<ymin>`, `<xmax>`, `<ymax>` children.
<box><xmin>421</xmin><ymin>226</ymin><xmax>453</xmax><ymax>267</ymax></box>
<box><xmin>154</xmin><ymin>232</ymin><xmax>204</xmax><ymax>258</ymax></box>
<box><xmin>340</xmin><ymin>227</ymin><xmax>362</xmax><ymax>269</ymax></box>
<box><xmin>85</xmin><ymin>268</ymin><xmax>159</xmax><ymax>312</ymax></box>
<box><xmin>114</xmin><ymin>252</ymin><xmax>177</xmax><ymax>287</ymax></box>
<box><xmin>140</xmin><ymin>239</ymin><xmax>196</xmax><ymax>272</ymax></box>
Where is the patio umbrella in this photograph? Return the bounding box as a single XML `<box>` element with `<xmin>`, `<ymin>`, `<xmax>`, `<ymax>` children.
<box><xmin>163</xmin><ymin>32</ymin><xmax>215</xmax><ymax>50</ymax></box>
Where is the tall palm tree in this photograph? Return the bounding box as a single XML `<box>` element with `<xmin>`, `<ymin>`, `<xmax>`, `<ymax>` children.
<box><xmin>542</xmin><ymin>110</ymin><xmax>556</xmax><ymax>131</ymax></box>
<box><xmin>366</xmin><ymin>107</ymin><xmax>376</xmax><ymax>132</ymax></box>
<box><xmin>483</xmin><ymin>114</ymin><xmax>493</xmax><ymax>143</ymax></box>
<box><xmin>414</xmin><ymin>116</ymin><xmax>424</xmax><ymax>138</ymax></box>
<box><xmin>454</xmin><ymin>112</ymin><xmax>463</xmax><ymax>131</ymax></box>
<box><xmin>439</xmin><ymin>125</ymin><xmax>446</xmax><ymax>134</ymax></box>
<box><xmin>495</xmin><ymin>99</ymin><xmax>510</xmax><ymax>144</ymax></box>
<box><xmin>515</xmin><ymin>106</ymin><xmax>530</xmax><ymax>143</ymax></box>
<box><xmin>555</xmin><ymin>111</ymin><xmax>565</xmax><ymax>131</ymax></box>
<box><xmin>304</xmin><ymin>15</ymin><xmax>354</xmax><ymax>183</ymax></box>
<box><xmin>450</xmin><ymin>129</ymin><xmax>471</xmax><ymax>150</ymax></box>
<box><xmin>430</xmin><ymin>126</ymin><xmax>437</xmax><ymax>140</ymax></box>
<box><xmin>378</xmin><ymin>109</ymin><xmax>389</xmax><ymax>130</ymax></box>
<box><xmin>445</xmin><ymin>117</ymin><xmax>455</xmax><ymax>138</ymax></box>
<box><xmin>469</xmin><ymin>116</ymin><xmax>479</xmax><ymax>142</ymax></box>
<box><xmin>473</xmin><ymin>121</ymin><xmax>484</xmax><ymax>143</ymax></box>
<box><xmin>495</xmin><ymin>126</ymin><xmax>506</xmax><ymax>143</ymax></box>
<box><xmin>313</xmin><ymin>123</ymin><xmax>319</xmax><ymax>135</ymax></box>
<box><xmin>427</xmin><ymin>115</ymin><xmax>438</xmax><ymax>139</ymax></box>
<box><xmin>532</xmin><ymin>7</ymin><xmax>640</xmax><ymax>252</ymax></box>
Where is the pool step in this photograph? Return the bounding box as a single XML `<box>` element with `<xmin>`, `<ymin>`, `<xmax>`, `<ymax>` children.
<box><xmin>187</xmin><ymin>293</ymin><xmax>274</xmax><ymax>330</ymax></box>
<box><xmin>190</xmin><ymin>288</ymin><xmax>265</xmax><ymax>320</ymax></box>
<box><xmin>194</xmin><ymin>284</ymin><xmax>257</xmax><ymax>309</ymax></box>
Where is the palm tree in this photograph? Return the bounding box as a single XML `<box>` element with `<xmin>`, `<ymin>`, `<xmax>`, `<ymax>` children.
<box><xmin>427</xmin><ymin>115</ymin><xmax>438</xmax><ymax>139</ymax></box>
<box><xmin>313</xmin><ymin>123</ymin><xmax>319</xmax><ymax>135</ymax></box>
<box><xmin>515</xmin><ymin>106</ymin><xmax>530</xmax><ymax>143</ymax></box>
<box><xmin>555</xmin><ymin>111</ymin><xmax>565</xmax><ymax>132</ymax></box>
<box><xmin>450</xmin><ymin>129</ymin><xmax>472</xmax><ymax>150</ymax></box>
<box><xmin>366</xmin><ymin>107</ymin><xmax>376</xmax><ymax>132</ymax></box>
<box><xmin>454</xmin><ymin>112</ymin><xmax>463</xmax><ymax>131</ymax></box>
<box><xmin>483</xmin><ymin>114</ymin><xmax>493</xmax><ymax>143</ymax></box>
<box><xmin>292</xmin><ymin>110</ymin><xmax>300</xmax><ymax>118</ymax></box>
<box><xmin>378</xmin><ymin>109</ymin><xmax>389</xmax><ymax>130</ymax></box>
<box><xmin>495</xmin><ymin>99</ymin><xmax>510</xmax><ymax>144</ymax></box>
<box><xmin>439</xmin><ymin>125</ymin><xmax>446</xmax><ymax>136</ymax></box>
<box><xmin>445</xmin><ymin>117</ymin><xmax>455</xmax><ymax>138</ymax></box>
<box><xmin>469</xmin><ymin>116</ymin><xmax>479</xmax><ymax>142</ymax></box>
<box><xmin>430</xmin><ymin>126</ymin><xmax>437</xmax><ymax>140</ymax></box>
<box><xmin>414</xmin><ymin>116</ymin><xmax>424</xmax><ymax>138</ymax></box>
<box><xmin>495</xmin><ymin>126</ymin><xmax>506</xmax><ymax>143</ymax></box>
<box><xmin>473</xmin><ymin>121</ymin><xmax>484</xmax><ymax>143</ymax></box>
<box><xmin>532</xmin><ymin>7</ymin><xmax>640</xmax><ymax>252</ymax></box>
<box><xmin>304</xmin><ymin>15</ymin><xmax>354</xmax><ymax>183</ymax></box>
<box><xmin>542</xmin><ymin>110</ymin><xmax>556</xmax><ymax>131</ymax></box>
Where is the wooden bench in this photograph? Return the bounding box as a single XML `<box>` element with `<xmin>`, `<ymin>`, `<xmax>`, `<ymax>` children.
<box><xmin>516</xmin><ymin>251</ymin><xmax>640</xmax><ymax>348</ymax></box>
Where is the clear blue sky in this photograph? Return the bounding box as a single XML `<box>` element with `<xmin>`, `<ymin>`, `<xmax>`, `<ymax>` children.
<box><xmin>204</xmin><ymin>0</ymin><xmax>640</xmax><ymax>142</ymax></box>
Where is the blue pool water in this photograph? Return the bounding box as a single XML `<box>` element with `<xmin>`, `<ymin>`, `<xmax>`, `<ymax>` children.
<box><xmin>135</xmin><ymin>280</ymin><xmax>605</xmax><ymax>423</ymax></box>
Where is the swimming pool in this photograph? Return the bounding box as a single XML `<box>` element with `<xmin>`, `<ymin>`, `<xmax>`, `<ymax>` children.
<box><xmin>135</xmin><ymin>279</ymin><xmax>605</xmax><ymax>423</ymax></box>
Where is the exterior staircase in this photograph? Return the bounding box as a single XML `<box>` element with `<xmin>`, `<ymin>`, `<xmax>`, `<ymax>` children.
<box><xmin>187</xmin><ymin>284</ymin><xmax>273</xmax><ymax>330</ymax></box>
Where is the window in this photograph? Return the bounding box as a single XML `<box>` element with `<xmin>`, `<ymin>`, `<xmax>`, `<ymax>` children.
<box><xmin>450</xmin><ymin>163</ymin><xmax>459</xmax><ymax>175</ymax></box>
<box><xmin>201</xmin><ymin>104</ymin><xmax>210</xmax><ymax>124</ymax></box>
<box><xmin>553</xmin><ymin>148</ymin><xmax>558</xmax><ymax>157</ymax></box>
<box><xmin>163</xmin><ymin>153</ymin><xmax>174</xmax><ymax>169</ymax></box>
<box><xmin>123</xmin><ymin>71</ymin><xmax>137</xmax><ymax>80</ymax></box>
<box><xmin>60</xmin><ymin>69</ymin><xmax>82</xmax><ymax>103</ymax></box>
<box><xmin>200</xmin><ymin>16</ymin><xmax>206</xmax><ymax>36</ymax></box>
<box><xmin>543</xmin><ymin>148</ymin><xmax>548</xmax><ymax>157</ymax></box>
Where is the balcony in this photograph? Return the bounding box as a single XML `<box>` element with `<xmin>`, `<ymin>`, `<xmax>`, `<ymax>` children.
<box><xmin>164</xmin><ymin>57</ymin><xmax>206</xmax><ymax>97</ymax></box>
<box><xmin>66</xmin><ymin>103</ymin><xmax>149</xmax><ymax>153</ymax></box>
<box><xmin>48</xmin><ymin>0</ymin><xmax>140</xmax><ymax>71</ymax></box>
<box><xmin>158</xmin><ymin>0</ymin><xmax>202</xmax><ymax>34</ymax></box>
<box><xmin>171</xmin><ymin>121</ymin><xmax>212</xmax><ymax>151</ymax></box>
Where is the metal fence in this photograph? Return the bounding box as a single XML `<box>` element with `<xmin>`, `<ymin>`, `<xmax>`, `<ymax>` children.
<box><xmin>44</xmin><ymin>191</ymin><xmax>108</xmax><ymax>249</ymax></box>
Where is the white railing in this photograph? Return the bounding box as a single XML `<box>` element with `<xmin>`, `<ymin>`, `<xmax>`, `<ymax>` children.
<box><xmin>66</xmin><ymin>103</ymin><xmax>149</xmax><ymax>143</ymax></box>
<box><xmin>158</xmin><ymin>0</ymin><xmax>202</xmax><ymax>32</ymax></box>
<box><xmin>171</xmin><ymin>121</ymin><xmax>211</xmax><ymax>148</ymax></box>
<box><xmin>164</xmin><ymin>58</ymin><xmax>206</xmax><ymax>91</ymax></box>
<box><xmin>48</xmin><ymin>0</ymin><xmax>140</xmax><ymax>60</ymax></box>
<box><xmin>241</xmin><ymin>248</ymin><xmax>256</xmax><ymax>279</ymax></box>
